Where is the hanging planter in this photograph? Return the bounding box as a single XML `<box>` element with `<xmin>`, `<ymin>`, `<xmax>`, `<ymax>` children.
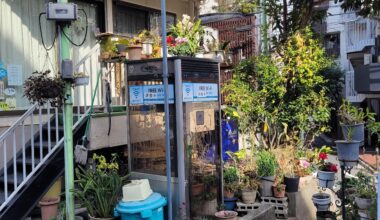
<box><xmin>74</xmin><ymin>74</ymin><xmax>89</xmax><ymax>86</ymax></box>
<box><xmin>312</xmin><ymin>192</ymin><xmax>331</xmax><ymax>211</ymax></box>
<box><xmin>335</xmin><ymin>140</ymin><xmax>360</xmax><ymax>167</ymax></box>
<box><xmin>317</xmin><ymin>170</ymin><xmax>336</xmax><ymax>189</ymax></box>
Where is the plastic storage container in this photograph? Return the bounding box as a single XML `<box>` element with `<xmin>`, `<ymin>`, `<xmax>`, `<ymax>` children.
<box><xmin>123</xmin><ymin>179</ymin><xmax>153</xmax><ymax>202</ymax></box>
<box><xmin>114</xmin><ymin>192</ymin><xmax>167</xmax><ymax>220</ymax></box>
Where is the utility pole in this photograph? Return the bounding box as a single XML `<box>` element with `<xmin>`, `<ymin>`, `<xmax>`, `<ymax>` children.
<box><xmin>261</xmin><ymin>0</ymin><xmax>268</xmax><ymax>53</ymax></box>
<box><xmin>58</xmin><ymin>0</ymin><xmax>75</xmax><ymax>219</ymax></box>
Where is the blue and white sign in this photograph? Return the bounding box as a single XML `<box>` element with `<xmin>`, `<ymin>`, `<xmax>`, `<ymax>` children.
<box><xmin>193</xmin><ymin>83</ymin><xmax>218</xmax><ymax>102</ymax></box>
<box><xmin>143</xmin><ymin>85</ymin><xmax>174</xmax><ymax>104</ymax></box>
<box><xmin>182</xmin><ymin>83</ymin><xmax>194</xmax><ymax>102</ymax></box>
<box><xmin>129</xmin><ymin>86</ymin><xmax>144</xmax><ymax>105</ymax></box>
<box><xmin>0</xmin><ymin>62</ymin><xmax>7</xmax><ymax>80</ymax></box>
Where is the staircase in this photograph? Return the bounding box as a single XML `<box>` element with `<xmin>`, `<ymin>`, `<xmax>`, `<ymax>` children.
<box><xmin>0</xmin><ymin>44</ymin><xmax>103</xmax><ymax>219</ymax></box>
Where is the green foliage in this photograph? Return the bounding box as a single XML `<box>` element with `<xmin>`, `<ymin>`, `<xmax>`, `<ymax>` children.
<box><xmin>73</xmin><ymin>154</ymin><xmax>128</xmax><ymax>218</ymax></box>
<box><xmin>224</xmin><ymin>166</ymin><xmax>239</xmax><ymax>184</ymax></box>
<box><xmin>335</xmin><ymin>0</ymin><xmax>380</xmax><ymax>17</ymax></box>
<box><xmin>223</xmin><ymin>28</ymin><xmax>335</xmax><ymax>148</ymax></box>
<box><xmin>256</xmin><ymin>151</ymin><xmax>278</xmax><ymax>177</ymax></box>
<box><xmin>213</xmin><ymin>0</ymin><xmax>257</xmax><ymax>14</ymax></box>
<box><xmin>266</xmin><ymin>0</ymin><xmax>327</xmax><ymax>48</ymax></box>
<box><xmin>354</xmin><ymin>171</ymin><xmax>376</xmax><ymax>199</ymax></box>
<box><xmin>338</xmin><ymin>99</ymin><xmax>375</xmax><ymax>125</ymax></box>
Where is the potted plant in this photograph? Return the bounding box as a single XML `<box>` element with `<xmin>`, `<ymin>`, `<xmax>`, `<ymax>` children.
<box><xmin>272</xmin><ymin>173</ymin><xmax>286</xmax><ymax>198</ymax></box>
<box><xmin>312</xmin><ymin>192</ymin><xmax>331</xmax><ymax>211</ymax></box>
<box><xmin>354</xmin><ymin>172</ymin><xmax>376</xmax><ymax>210</ymax></box>
<box><xmin>335</xmin><ymin>128</ymin><xmax>361</xmax><ymax>167</ymax></box>
<box><xmin>223</xmin><ymin>166</ymin><xmax>239</xmax><ymax>210</ymax></box>
<box><xmin>115</xmin><ymin>38</ymin><xmax>129</xmax><ymax>54</ymax></box>
<box><xmin>256</xmin><ymin>150</ymin><xmax>278</xmax><ymax>197</ymax></box>
<box><xmin>338</xmin><ymin>99</ymin><xmax>375</xmax><ymax>143</ymax></box>
<box><xmin>73</xmin><ymin>153</ymin><xmax>128</xmax><ymax>220</ymax></box>
<box><xmin>316</xmin><ymin>152</ymin><xmax>338</xmax><ymax>189</ymax></box>
<box><xmin>99</xmin><ymin>36</ymin><xmax>117</xmax><ymax>60</ymax></box>
<box><xmin>138</xmin><ymin>30</ymin><xmax>156</xmax><ymax>57</ymax></box>
<box><xmin>74</xmin><ymin>72</ymin><xmax>89</xmax><ymax>86</ymax></box>
<box><xmin>239</xmin><ymin>175</ymin><xmax>258</xmax><ymax>204</ymax></box>
<box><xmin>284</xmin><ymin>166</ymin><xmax>300</xmax><ymax>193</ymax></box>
<box><xmin>127</xmin><ymin>37</ymin><xmax>143</xmax><ymax>60</ymax></box>
<box><xmin>24</xmin><ymin>70</ymin><xmax>65</xmax><ymax>106</ymax></box>
<box><xmin>167</xmin><ymin>14</ymin><xmax>204</xmax><ymax>57</ymax></box>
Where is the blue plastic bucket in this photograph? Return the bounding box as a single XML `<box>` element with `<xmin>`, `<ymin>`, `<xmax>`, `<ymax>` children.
<box><xmin>114</xmin><ymin>193</ymin><xmax>167</xmax><ymax>220</ymax></box>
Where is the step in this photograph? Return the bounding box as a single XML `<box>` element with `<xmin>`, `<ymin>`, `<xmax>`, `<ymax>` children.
<box><xmin>16</xmin><ymin>157</ymin><xmax>41</xmax><ymax>166</ymax></box>
<box><xmin>0</xmin><ymin>172</ymin><xmax>24</xmax><ymax>186</ymax></box>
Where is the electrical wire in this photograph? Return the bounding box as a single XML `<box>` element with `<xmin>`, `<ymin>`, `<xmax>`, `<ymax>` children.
<box><xmin>60</xmin><ymin>9</ymin><xmax>88</xmax><ymax>47</ymax></box>
<box><xmin>39</xmin><ymin>12</ymin><xmax>57</xmax><ymax>51</ymax></box>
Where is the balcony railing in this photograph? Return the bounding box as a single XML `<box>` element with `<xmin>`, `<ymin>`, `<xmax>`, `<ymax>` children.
<box><xmin>346</xmin><ymin>18</ymin><xmax>377</xmax><ymax>53</ymax></box>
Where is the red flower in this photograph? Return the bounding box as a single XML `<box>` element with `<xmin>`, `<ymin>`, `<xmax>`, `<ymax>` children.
<box><xmin>329</xmin><ymin>164</ymin><xmax>338</xmax><ymax>172</ymax></box>
<box><xmin>319</xmin><ymin>152</ymin><xmax>328</xmax><ymax>160</ymax></box>
<box><xmin>166</xmin><ymin>36</ymin><xmax>175</xmax><ymax>46</ymax></box>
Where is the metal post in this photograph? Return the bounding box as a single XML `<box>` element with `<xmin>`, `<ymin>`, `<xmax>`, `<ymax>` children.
<box><xmin>58</xmin><ymin>0</ymin><xmax>74</xmax><ymax>218</ymax></box>
<box><xmin>341</xmin><ymin>165</ymin><xmax>346</xmax><ymax>220</ymax></box>
<box><xmin>174</xmin><ymin>59</ymin><xmax>186</xmax><ymax>217</ymax></box>
<box><xmin>160</xmin><ymin>1</ymin><xmax>173</xmax><ymax>219</ymax></box>
<box><xmin>377</xmin><ymin>171</ymin><xmax>380</xmax><ymax>220</ymax></box>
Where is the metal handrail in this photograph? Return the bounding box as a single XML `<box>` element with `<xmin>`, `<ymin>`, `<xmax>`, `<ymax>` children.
<box><xmin>0</xmin><ymin>43</ymin><xmax>102</xmax><ymax>213</ymax></box>
<box><xmin>0</xmin><ymin>104</ymin><xmax>38</xmax><ymax>143</ymax></box>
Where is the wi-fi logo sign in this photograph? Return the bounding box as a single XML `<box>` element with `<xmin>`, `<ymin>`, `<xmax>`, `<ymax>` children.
<box><xmin>185</xmin><ymin>87</ymin><xmax>191</xmax><ymax>94</ymax></box>
<box><xmin>132</xmin><ymin>88</ymin><xmax>140</xmax><ymax>97</ymax></box>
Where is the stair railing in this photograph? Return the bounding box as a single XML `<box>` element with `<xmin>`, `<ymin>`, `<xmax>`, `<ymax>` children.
<box><xmin>0</xmin><ymin>44</ymin><xmax>102</xmax><ymax>212</ymax></box>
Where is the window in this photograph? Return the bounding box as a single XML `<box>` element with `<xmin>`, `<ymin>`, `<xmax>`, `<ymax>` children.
<box><xmin>114</xmin><ymin>4</ymin><xmax>176</xmax><ymax>36</ymax></box>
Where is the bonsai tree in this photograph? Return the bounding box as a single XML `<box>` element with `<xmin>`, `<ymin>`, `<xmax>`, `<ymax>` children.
<box><xmin>23</xmin><ymin>70</ymin><xmax>65</xmax><ymax>106</ymax></box>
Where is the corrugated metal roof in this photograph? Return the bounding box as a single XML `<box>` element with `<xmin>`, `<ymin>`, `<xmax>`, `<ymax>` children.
<box><xmin>200</xmin><ymin>13</ymin><xmax>251</xmax><ymax>24</ymax></box>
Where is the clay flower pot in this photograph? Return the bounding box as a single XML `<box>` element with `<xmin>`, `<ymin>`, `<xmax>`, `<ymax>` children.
<box><xmin>39</xmin><ymin>197</ymin><xmax>60</xmax><ymax>220</ymax></box>
<box><xmin>191</xmin><ymin>183</ymin><xmax>204</xmax><ymax>196</ymax></box>
<box><xmin>272</xmin><ymin>184</ymin><xmax>286</xmax><ymax>198</ymax></box>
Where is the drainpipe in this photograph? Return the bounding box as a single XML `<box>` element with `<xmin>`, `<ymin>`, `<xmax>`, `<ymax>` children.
<box><xmin>57</xmin><ymin>0</ymin><xmax>75</xmax><ymax>219</ymax></box>
<box><xmin>160</xmin><ymin>0</ymin><xmax>173</xmax><ymax>219</ymax></box>
<box><xmin>261</xmin><ymin>0</ymin><xmax>268</xmax><ymax>53</ymax></box>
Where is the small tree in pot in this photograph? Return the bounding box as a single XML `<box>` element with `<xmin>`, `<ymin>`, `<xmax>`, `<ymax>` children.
<box><xmin>256</xmin><ymin>150</ymin><xmax>278</xmax><ymax>197</ymax></box>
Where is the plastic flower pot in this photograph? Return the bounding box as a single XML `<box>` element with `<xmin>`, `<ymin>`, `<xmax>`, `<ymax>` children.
<box><xmin>215</xmin><ymin>210</ymin><xmax>238</xmax><ymax>220</ymax></box>
<box><xmin>272</xmin><ymin>184</ymin><xmax>286</xmax><ymax>198</ymax></box>
<box><xmin>355</xmin><ymin>197</ymin><xmax>374</xmax><ymax>210</ymax></box>
<box><xmin>312</xmin><ymin>192</ymin><xmax>331</xmax><ymax>211</ymax></box>
<box><xmin>127</xmin><ymin>46</ymin><xmax>142</xmax><ymax>60</ymax></box>
<box><xmin>241</xmin><ymin>189</ymin><xmax>257</xmax><ymax>204</ymax></box>
<box><xmin>191</xmin><ymin>183</ymin><xmax>204</xmax><ymax>196</ymax></box>
<box><xmin>284</xmin><ymin>176</ymin><xmax>300</xmax><ymax>192</ymax></box>
<box><xmin>74</xmin><ymin>76</ymin><xmax>89</xmax><ymax>86</ymax></box>
<box><xmin>358</xmin><ymin>210</ymin><xmax>371</xmax><ymax>220</ymax></box>
<box><xmin>341</xmin><ymin>123</ymin><xmax>364</xmax><ymax>143</ymax></box>
<box><xmin>223</xmin><ymin>197</ymin><xmax>238</xmax><ymax>210</ymax></box>
<box><xmin>259</xmin><ymin>176</ymin><xmax>275</xmax><ymax>197</ymax></box>
<box><xmin>39</xmin><ymin>197</ymin><xmax>60</xmax><ymax>220</ymax></box>
<box><xmin>317</xmin><ymin>170</ymin><xmax>335</xmax><ymax>189</ymax></box>
<box><xmin>116</xmin><ymin>44</ymin><xmax>127</xmax><ymax>53</ymax></box>
<box><xmin>335</xmin><ymin>140</ymin><xmax>361</xmax><ymax>167</ymax></box>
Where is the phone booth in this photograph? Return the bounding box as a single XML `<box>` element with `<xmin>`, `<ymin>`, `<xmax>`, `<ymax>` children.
<box><xmin>125</xmin><ymin>57</ymin><xmax>222</xmax><ymax>218</ymax></box>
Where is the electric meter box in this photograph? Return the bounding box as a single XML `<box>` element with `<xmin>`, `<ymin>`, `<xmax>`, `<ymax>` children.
<box><xmin>125</xmin><ymin>57</ymin><xmax>222</xmax><ymax>219</ymax></box>
<box><xmin>46</xmin><ymin>2</ymin><xmax>77</xmax><ymax>21</ymax></box>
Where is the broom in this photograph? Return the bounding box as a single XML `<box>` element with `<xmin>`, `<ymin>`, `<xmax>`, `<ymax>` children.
<box><xmin>74</xmin><ymin>69</ymin><xmax>102</xmax><ymax>165</ymax></box>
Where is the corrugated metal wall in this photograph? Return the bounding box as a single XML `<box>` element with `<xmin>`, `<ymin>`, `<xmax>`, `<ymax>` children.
<box><xmin>0</xmin><ymin>0</ymin><xmax>100</xmax><ymax>110</ymax></box>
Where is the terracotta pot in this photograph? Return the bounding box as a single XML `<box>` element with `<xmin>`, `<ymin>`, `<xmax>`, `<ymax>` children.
<box><xmin>39</xmin><ymin>197</ymin><xmax>60</xmax><ymax>220</ymax></box>
<box><xmin>88</xmin><ymin>214</ymin><xmax>114</xmax><ymax>220</ymax></box>
<box><xmin>191</xmin><ymin>183</ymin><xmax>204</xmax><ymax>196</ymax></box>
<box><xmin>224</xmin><ymin>189</ymin><xmax>235</xmax><ymax>199</ymax></box>
<box><xmin>127</xmin><ymin>46</ymin><xmax>142</xmax><ymax>60</ymax></box>
<box><xmin>215</xmin><ymin>210</ymin><xmax>238</xmax><ymax>220</ymax></box>
<box><xmin>272</xmin><ymin>184</ymin><xmax>286</xmax><ymax>198</ymax></box>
